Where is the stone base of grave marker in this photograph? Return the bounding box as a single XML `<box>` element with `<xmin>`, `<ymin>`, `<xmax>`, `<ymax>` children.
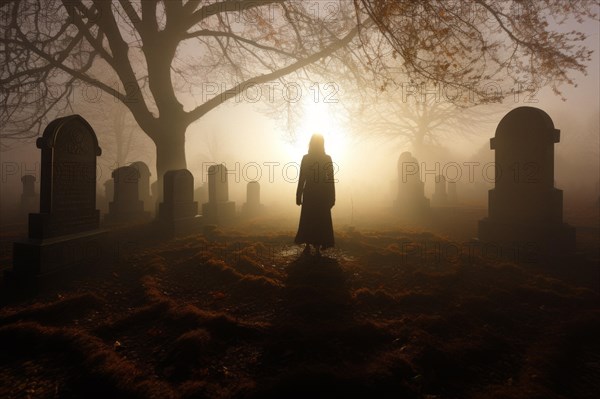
<box><xmin>10</xmin><ymin>228</ymin><xmax>108</xmax><ymax>278</ymax></box>
<box><xmin>478</xmin><ymin>218</ymin><xmax>576</xmax><ymax>257</ymax></box>
<box><xmin>157</xmin><ymin>199</ymin><xmax>202</xmax><ymax>236</ymax></box>
<box><xmin>156</xmin><ymin>215</ymin><xmax>203</xmax><ymax>236</ymax></box>
<box><xmin>105</xmin><ymin>201</ymin><xmax>150</xmax><ymax>224</ymax></box>
<box><xmin>431</xmin><ymin>193</ymin><xmax>448</xmax><ymax>207</ymax></box>
<box><xmin>241</xmin><ymin>202</ymin><xmax>264</xmax><ymax>218</ymax></box>
<box><xmin>202</xmin><ymin>201</ymin><xmax>235</xmax><ymax>224</ymax></box>
<box><xmin>29</xmin><ymin>210</ymin><xmax>101</xmax><ymax>239</ymax></box>
<box><xmin>395</xmin><ymin>198</ymin><xmax>430</xmax><ymax>219</ymax></box>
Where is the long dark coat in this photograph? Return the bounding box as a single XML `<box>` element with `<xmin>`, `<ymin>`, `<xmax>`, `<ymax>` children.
<box><xmin>294</xmin><ymin>153</ymin><xmax>335</xmax><ymax>248</ymax></box>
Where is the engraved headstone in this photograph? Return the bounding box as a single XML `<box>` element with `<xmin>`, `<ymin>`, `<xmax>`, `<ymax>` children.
<box><xmin>202</xmin><ymin>164</ymin><xmax>236</xmax><ymax>224</ymax></box>
<box><xmin>431</xmin><ymin>175</ymin><xmax>448</xmax><ymax>207</ymax></box>
<box><xmin>130</xmin><ymin>161</ymin><xmax>153</xmax><ymax>214</ymax></box>
<box><xmin>242</xmin><ymin>181</ymin><xmax>264</xmax><ymax>217</ymax></box>
<box><xmin>395</xmin><ymin>152</ymin><xmax>430</xmax><ymax>218</ymax></box>
<box><xmin>105</xmin><ymin>166</ymin><xmax>149</xmax><ymax>223</ymax></box>
<box><xmin>478</xmin><ymin>107</ymin><xmax>575</xmax><ymax>255</ymax></box>
<box><xmin>158</xmin><ymin>169</ymin><xmax>201</xmax><ymax>235</ymax></box>
<box><xmin>12</xmin><ymin>115</ymin><xmax>107</xmax><ymax>276</ymax></box>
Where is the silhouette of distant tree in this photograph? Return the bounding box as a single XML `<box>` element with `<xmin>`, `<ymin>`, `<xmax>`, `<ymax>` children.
<box><xmin>351</xmin><ymin>92</ymin><xmax>508</xmax><ymax>156</ymax></box>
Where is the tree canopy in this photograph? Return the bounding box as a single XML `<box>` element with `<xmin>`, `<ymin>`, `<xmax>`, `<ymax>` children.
<box><xmin>1</xmin><ymin>0</ymin><xmax>596</xmax><ymax>177</ymax></box>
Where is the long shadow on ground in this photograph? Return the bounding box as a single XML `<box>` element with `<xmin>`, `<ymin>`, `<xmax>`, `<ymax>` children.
<box><xmin>250</xmin><ymin>253</ymin><xmax>417</xmax><ymax>399</ymax></box>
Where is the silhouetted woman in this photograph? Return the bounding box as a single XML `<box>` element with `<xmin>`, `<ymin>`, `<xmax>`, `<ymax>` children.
<box><xmin>295</xmin><ymin>134</ymin><xmax>335</xmax><ymax>255</ymax></box>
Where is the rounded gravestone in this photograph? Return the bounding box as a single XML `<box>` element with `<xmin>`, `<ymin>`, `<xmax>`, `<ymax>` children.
<box><xmin>30</xmin><ymin>115</ymin><xmax>102</xmax><ymax>238</ymax></box>
<box><xmin>492</xmin><ymin>106</ymin><xmax>559</xmax><ymax>192</ymax></box>
<box><xmin>130</xmin><ymin>161</ymin><xmax>151</xmax><ymax>198</ymax></box>
<box><xmin>479</xmin><ymin>106</ymin><xmax>575</xmax><ymax>256</ymax></box>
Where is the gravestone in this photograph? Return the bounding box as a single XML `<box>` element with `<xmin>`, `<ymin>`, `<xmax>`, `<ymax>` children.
<box><xmin>19</xmin><ymin>175</ymin><xmax>38</xmax><ymax>217</ymax></box>
<box><xmin>11</xmin><ymin>115</ymin><xmax>107</xmax><ymax>277</ymax></box>
<box><xmin>130</xmin><ymin>161</ymin><xmax>153</xmax><ymax>214</ymax></box>
<box><xmin>157</xmin><ymin>169</ymin><xmax>202</xmax><ymax>235</ymax></box>
<box><xmin>99</xmin><ymin>178</ymin><xmax>114</xmax><ymax>213</ymax></box>
<box><xmin>150</xmin><ymin>180</ymin><xmax>160</xmax><ymax>214</ymax></box>
<box><xmin>431</xmin><ymin>175</ymin><xmax>448</xmax><ymax>207</ymax></box>
<box><xmin>202</xmin><ymin>164</ymin><xmax>236</xmax><ymax>224</ymax></box>
<box><xmin>105</xmin><ymin>166</ymin><xmax>149</xmax><ymax>223</ymax></box>
<box><xmin>447</xmin><ymin>181</ymin><xmax>458</xmax><ymax>205</ymax></box>
<box><xmin>104</xmin><ymin>178</ymin><xmax>114</xmax><ymax>204</ymax></box>
<box><xmin>194</xmin><ymin>183</ymin><xmax>208</xmax><ymax>208</ymax></box>
<box><xmin>478</xmin><ymin>107</ymin><xmax>575</xmax><ymax>255</ymax></box>
<box><xmin>395</xmin><ymin>152</ymin><xmax>430</xmax><ymax>218</ymax></box>
<box><xmin>242</xmin><ymin>181</ymin><xmax>264</xmax><ymax>217</ymax></box>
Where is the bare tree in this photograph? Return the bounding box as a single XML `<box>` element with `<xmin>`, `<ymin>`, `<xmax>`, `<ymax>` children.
<box><xmin>1</xmin><ymin>0</ymin><xmax>596</xmax><ymax>182</ymax></box>
<box><xmin>348</xmin><ymin>89</ymin><xmax>509</xmax><ymax>157</ymax></box>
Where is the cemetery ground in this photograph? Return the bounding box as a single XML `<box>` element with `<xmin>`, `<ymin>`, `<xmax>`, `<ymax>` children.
<box><xmin>0</xmin><ymin>209</ymin><xmax>599</xmax><ymax>399</ymax></box>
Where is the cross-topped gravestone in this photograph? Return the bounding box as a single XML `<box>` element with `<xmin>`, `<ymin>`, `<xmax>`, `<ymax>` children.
<box><xmin>431</xmin><ymin>175</ymin><xmax>448</xmax><ymax>207</ymax></box>
<box><xmin>242</xmin><ymin>181</ymin><xmax>264</xmax><ymax>217</ymax></box>
<box><xmin>157</xmin><ymin>169</ymin><xmax>201</xmax><ymax>235</ymax></box>
<box><xmin>202</xmin><ymin>164</ymin><xmax>236</xmax><ymax>224</ymax></box>
<box><xmin>395</xmin><ymin>151</ymin><xmax>430</xmax><ymax>218</ymax></box>
<box><xmin>478</xmin><ymin>107</ymin><xmax>575</xmax><ymax>256</ymax></box>
<box><xmin>12</xmin><ymin>115</ymin><xmax>107</xmax><ymax>277</ymax></box>
<box><xmin>130</xmin><ymin>161</ymin><xmax>153</xmax><ymax>214</ymax></box>
<box><xmin>105</xmin><ymin>166</ymin><xmax>149</xmax><ymax>223</ymax></box>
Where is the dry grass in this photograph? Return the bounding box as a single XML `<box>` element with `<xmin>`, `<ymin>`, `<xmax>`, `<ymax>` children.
<box><xmin>0</xmin><ymin>222</ymin><xmax>598</xmax><ymax>398</ymax></box>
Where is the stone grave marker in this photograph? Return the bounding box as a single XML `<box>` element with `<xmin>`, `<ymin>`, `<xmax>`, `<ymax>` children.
<box><xmin>242</xmin><ymin>181</ymin><xmax>264</xmax><ymax>217</ymax></box>
<box><xmin>447</xmin><ymin>181</ymin><xmax>458</xmax><ymax>205</ymax></box>
<box><xmin>19</xmin><ymin>174</ymin><xmax>37</xmax><ymax>217</ymax></box>
<box><xmin>11</xmin><ymin>115</ymin><xmax>107</xmax><ymax>276</ymax></box>
<box><xmin>194</xmin><ymin>183</ymin><xmax>208</xmax><ymax>208</ymax></box>
<box><xmin>158</xmin><ymin>169</ymin><xmax>202</xmax><ymax>235</ymax></box>
<box><xmin>431</xmin><ymin>175</ymin><xmax>448</xmax><ymax>207</ymax></box>
<box><xmin>130</xmin><ymin>161</ymin><xmax>153</xmax><ymax>214</ymax></box>
<box><xmin>478</xmin><ymin>107</ymin><xmax>575</xmax><ymax>256</ymax></box>
<box><xmin>202</xmin><ymin>164</ymin><xmax>236</xmax><ymax>224</ymax></box>
<box><xmin>395</xmin><ymin>151</ymin><xmax>430</xmax><ymax>218</ymax></box>
<box><xmin>105</xmin><ymin>166</ymin><xmax>149</xmax><ymax>223</ymax></box>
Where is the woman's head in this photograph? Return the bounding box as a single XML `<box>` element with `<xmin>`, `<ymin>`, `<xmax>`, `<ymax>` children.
<box><xmin>308</xmin><ymin>133</ymin><xmax>325</xmax><ymax>154</ymax></box>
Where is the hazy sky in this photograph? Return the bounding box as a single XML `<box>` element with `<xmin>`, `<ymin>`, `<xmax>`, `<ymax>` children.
<box><xmin>1</xmin><ymin>14</ymin><xmax>598</xmax><ymax>226</ymax></box>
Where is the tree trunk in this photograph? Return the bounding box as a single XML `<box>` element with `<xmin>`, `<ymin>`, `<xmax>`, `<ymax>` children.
<box><xmin>153</xmin><ymin>127</ymin><xmax>187</xmax><ymax>201</ymax></box>
<box><xmin>412</xmin><ymin>131</ymin><xmax>425</xmax><ymax>159</ymax></box>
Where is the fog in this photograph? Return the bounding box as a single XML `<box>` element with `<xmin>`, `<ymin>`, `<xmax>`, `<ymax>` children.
<box><xmin>1</xmin><ymin>20</ymin><xmax>598</xmax><ymax>231</ymax></box>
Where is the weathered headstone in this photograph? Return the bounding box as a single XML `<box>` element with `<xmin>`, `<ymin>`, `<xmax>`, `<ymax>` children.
<box><xmin>242</xmin><ymin>181</ymin><xmax>264</xmax><ymax>217</ymax></box>
<box><xmin>202</xmin><ymin>164</ymin><xmax>236</xmax><ymax>224</ymax></box>
<box><xmin>478</xmin><ymin>107</ymin><xmax>575</xmax><ymax>255</ymax></box>
<box><xmin>395</xmin><ymin>152</ymin><xmax>430</xmax><ymax>218</ymax></box>
<box><xmin>130</xmin><ymin>161</ymin><xmax>153</xmax><ymax>214</ymax></box>
<box><xmin>431</xmin><ymin>175</ymin><xmax>448</xmax><ymax>207</ymax></box>
<box><xmin>105</xmin><ymin>166</ymin><xmax>149</xmax><ymax>223</ymax></box>
<box><xmin>12</xmin><ymin>115</ymin><xmax>107</xmax><ymax>276</ymax></box>
<box><xmin>158</xmin><ymin>169</ymin><xmax>202</xmax><ymax>235</ymax></box>
<box><xmin>19</xmin><ymin>175</ymin><xmax>37</xmax><ymax>217</ymax></box>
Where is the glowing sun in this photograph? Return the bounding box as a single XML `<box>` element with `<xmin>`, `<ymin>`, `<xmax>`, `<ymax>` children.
<box><xmin>286</xmin><ymin>98</ymin><xmax>349</xmax><ymax>162</ymax></box>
